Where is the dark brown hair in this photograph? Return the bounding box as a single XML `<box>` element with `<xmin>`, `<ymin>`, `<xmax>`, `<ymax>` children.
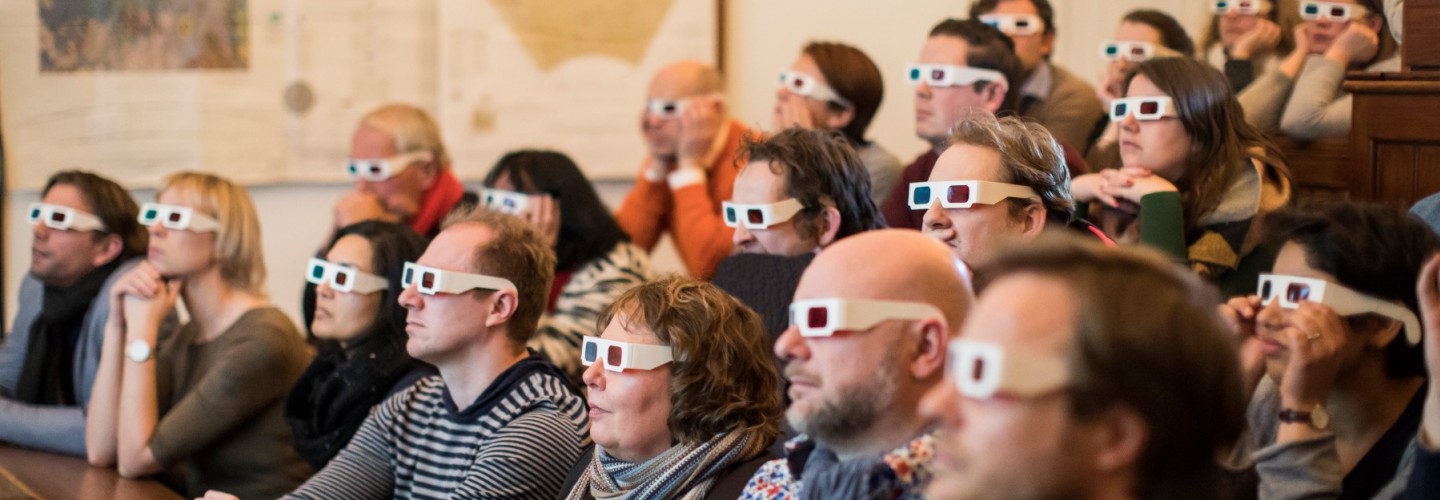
<box><xmin>928</xmin><ymin>18</ymin><xmax>1024</xmax><ymax>113</ymax></box>
<box><xmin>441</xmin><ymin>207</ymin><xmax>557</xmax><ymax>345</ymax></box>
<box><xmin>44</xmin><ymin>170</ymin><xmax>146</xmax><ymax>262</ymax></box>
<box><xmin>969</xmin><ymin>0</ymin><xmax>1056</xmax><ymax>36</ymax></box>
<box><xmin>1122</xmin><ymin>9</ymin><xmax>1197</xmax><ymax>57</ymax></box>
<box><xmin>597</xmin><ymin>276</ymin><xmax>784</xmax><ymax>450</ymax></box>
<box><xmin>804</xmin><ymin>41</ymin><xmax>884</xmax><ymax>146</ymax></box>
<box><xmin>974</xmin><ymin>234</ymin><xmax>1247</xmax><ymax>500</ymax></box>
<box><xmin>740</xmin><ymin>128</ymin><xmax>886</xmax><ymax>243</ymax></box>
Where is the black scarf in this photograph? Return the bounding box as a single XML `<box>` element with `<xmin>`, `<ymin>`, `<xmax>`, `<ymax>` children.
<box><xmin>15</xmin><ymin>260</ymin><xmax>121</xmax><ymax>405</ymax></box>
<box><xmin>284</xmin><ymin>329</ymin><xmax>416</xmax><ymax>470</ymax></box>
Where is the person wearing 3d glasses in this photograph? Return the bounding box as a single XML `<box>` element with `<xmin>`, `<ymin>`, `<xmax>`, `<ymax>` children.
<box><xmin>1199</xmin><ymin>0</ymin><xmax>1296</xmax><ymax>95</ymax></box>
<box><xmin>771</xmin><ymin>42</ymin><xmax>902</xmax><ymax>206</ymax></box>
<box><xmin>480</xmin><ymin>150</ymin><xmax>653</xmax><ymax>387</ymax></box>
<box><xmin>915</xmin><ymin>112</ymin><xmax>1113</xmax><ymax>274</ymax></box>
<box><xmin>0</xmin><ymin>171</ymin><xmax>161</xmax><ymax>457</ymax></box>
<box><xmin>334</xmin><ymin>103</ymin><xmax>478</xmax><ymax>239</ymax></box>
<box><xmin>615</xmin><ymin>60</ymin><xmax>752</xmax><ymax>279</ymax></box>
<box><xmin>276</xmin><ymin>207</ymin><xmax>588</xmax><ymax>499</ymax></box>
<box><xmin>1219</xmin><ymin>202</ymin><xmax>1438</xmax><ymax>498</ymax></box>
<box><xmin>741</xmin><ymin>229</ymin><xmax>970</xmax><ymax>499</ymax></box>
<box><xmin>920</xmin><ymin>234</ymin><xmax>1247</xmax><ymax>500</ymax></box>
<box><xmin>969</xmin><ymin>0</ymin><xmax>1105</xmax><ymax>154</ymax></box>
<box><xmin>85</xmin><ymin>172</ymin><xmax>312</xmax><ymax>498</ymax></box>
<box><xmin>1071</xmin><ymin>57</ymin><xmax>1292</xmax><ymax>297</ymax></box>
<box><xmin>1086</xmin><ymin>9</ymin><xmax>1194</xmax><ymax>170</ymax></box>
<box><xmin>1273</xmin><ymin>0</ymin><xmax>1398</xmax><ymax>140</ymax></box>
<box><xmin>287</xmin><ymin>220</ymin><xmax>430</xmax><ymax>471</ymax></box>
<box><xmin>558</xmin><ymin>276</ymin><xmax>783</xmax><ymax>499</ymax></box>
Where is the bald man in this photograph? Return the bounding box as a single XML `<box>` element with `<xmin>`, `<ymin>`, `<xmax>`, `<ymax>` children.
<box><xmin>741</xmin><ymin>229</ymin><xmax>969</xmax><ymax>499</ymax></box>
<box><xmin>615</xmin><ymin>61</ymin><xmax>752</xmax><ymax>279</ymax></box>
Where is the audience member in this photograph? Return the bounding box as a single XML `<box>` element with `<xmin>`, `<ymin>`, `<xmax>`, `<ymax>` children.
<box><xmin>1276</xmin><ymin>0</ymin><xmax>1398</xmax><ymax>140</ymax></box>
<box><xmin>918</xmin><ymin>112</ymin><xmax>1111</xmax><ymax>271</ymax></box>
<box><xmin>881</xmin><ymin>18</ymin><xmax>1023</xmax><ymax>230</ymax></box>
<box><xmin>773</xmin><ymin>42</ymin><xmax>903</xmax><ymax>206</ymax></box>
<box><xmin>561</xmin><ymin>277</ymin><xmax>783</xmax><ymax>499</ymax></box>
<box><xmin>1072</xmin><ymin>57</ymin><xmax>1292</xmax><ymax>297</ymax></box>
<box><xmin>971</xmin><ymin>0</ymin><xmax>1106</xmax><ymax>152</ymax></box>
<box><xmin>288</xmin><ymin>220</ymin><xmax>429</xmax><ymax>470</ymax></box>
<box><xmin>1202</xmin><ymin>0</ymin><xmax>1297</xmax><ymax>93</ymax></box>
<box><xmin>728</xmin><ymin>128</ymin><xmax>885</xmax><ymax>256</ymax></box>
<box><xmin>334</xmin><ymin>104</ymin><xmax>477</xmax><ymax>238</ymax></box>
<box><xmin>922</xmin><ymin>234</ymin><xmax>1247</xmax><ymax>500</ymax></box>
<box><xmin>616</xmin><ymin>60</ymin><xmax>750</xmax><ymax>279</ymax></box>
<box><xmin>1087</xmin><ymin>9</ymin><xmax>1195</xmax><ymax>170</ymax></box>
<box><xmin>483</xmin><ymin>150</ymin><xmax>653</xmax><ymax>386</ymax></box>
<box><xmin>0</xmin><ymin>171</ymin><xmax>151</xmax><ymax>456</ymax></box>
<box><xmin>280</xmin><ymin>207</ymin><xmax>588</xmax><ymax>499</ymax></box>
<box><xmin>1221</xmin><ymin>202</ymin><xmax>1435</xmax><ymax>497</ymax></box>
<box><xmin>86</xmin><ymin>172</ymin><xmax>311</xmax><ymax>498</ymax></box>
<box><xmin>741</xmin><ymin>229</ymin><xmax>969</xmax><ymax>498</ymax></box>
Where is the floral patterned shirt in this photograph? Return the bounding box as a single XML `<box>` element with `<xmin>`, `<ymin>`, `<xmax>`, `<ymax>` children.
<box><xmin>740</xmin><ymin>432</ymin><xmax>936</xmax><ymax>499</ymax></box>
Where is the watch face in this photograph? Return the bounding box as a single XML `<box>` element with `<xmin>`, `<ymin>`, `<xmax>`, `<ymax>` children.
<box><xmin>1311</xmin><ymin>406</ymin><xmax>1330</xmax><ymax>429</ymax></box>
<box><xmin>126</xmin><ymin>339</ymin><xmax>152</xmax><ymax>362</ymax></box>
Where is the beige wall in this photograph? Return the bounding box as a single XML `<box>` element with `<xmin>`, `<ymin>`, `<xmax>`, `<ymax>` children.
<box><xmin>4</xmin><ymin>1</ymin><xmax>1210</xmax><ymax>329</ymax></box>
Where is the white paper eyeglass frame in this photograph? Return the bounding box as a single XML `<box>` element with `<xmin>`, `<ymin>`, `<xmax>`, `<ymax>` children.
<box><xmin>1213</xmin><ymin>0</ymin><xmax>1270</xmax><ymax>15</ymax></box>
<box><xmin>789</xmin><ymin>298</ymin><xmax>944</xmax><ymax>338</ymax></box>
<box><xmin>646</xmin><ymin>98</ymin><xmax>690</xmax><ymax>119</ymax></box>
<box><xmin>1109</xmin><ymin>96</ymin><xmax>1179</xmax><ymax>121</ymax></box>
<box><xmin>907</xmin><ymin>180</ymin><xmax>1041</xmax><ymax>211</ymax></box>
<box><xmin>138</xmin><ymin>203</ymin><xmax>221</xmax><ymax>233</ymax></box>
<box><xmin>27</xmin><ymin>203</ymin><xmax>107</xmax><ymax>232</ymax></box>
<box><xmin>905</xmin><ymin>64</ymin><xmax>1010</xmax><ymax>89</ymax></box>
<box><xmin>722</xmin><ymin>198</ymin><xmax>806</xmax><ymax>230</ymax></box>
<box><xmin>1098</xmin><ymin>41</ymin><xmax>1181</xmax><ymax>62</ymax></box>
<box><xmin>978</xmin><ymin>14</ymin><xmax>1045</xmax><ymax>36</ymax></box>
<box><xmin>346</xmin><ymin>151</ymin><xmax>433</xmax><ymax>182</ymax></box>
<box><xmin>948</xmin><ymin>339</ymin><xmax>1070</xmax><ymax>399</ymax></box>
<box><xmin>1258</xmin><ymin>274</ymin><xmax>1423</xmax><ymax>345</ymax></box>
<box><xmin>778</xmin><ymin>70</ymin><xmax>854</xmax><ymax>108</ymax></box>
<box><xmin>306</xmin><ymin>258</ymin><xmax>389</xmax><ymax>294</ymax></box>
<box><xmin>481</xmin><ymin>189</ymin><xmax>530</xmax><ymax>215</ymax></box>
<box><xmin>1299</xmin><ymin>1</ymin><xmax>1367</xmax><ymax>22</ymax></box>
<box><xmin>581</xmin><ymin>336</ymin><xmax>675</xmax><ymax>372</ymax></box>
<box><xmin>402</xmin><ymin>262</ymin><xmax>518</xmax><ymax>296</ymax></box>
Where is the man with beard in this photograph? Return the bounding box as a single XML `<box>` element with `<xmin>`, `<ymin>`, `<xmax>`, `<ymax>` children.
<box><xmin>0</xmin><ymin>171</ymin><xmax>151</xmax><ymax>456</ymax></box>
<box><xmin>918</xmin><ymin>235</ymin><xmax>1246</xmax><ymax>500</ymax></box>
<box><xmin>741</xmin><ymin>229</ymin><xmax>969</xmax><ymax>499</ymax></box>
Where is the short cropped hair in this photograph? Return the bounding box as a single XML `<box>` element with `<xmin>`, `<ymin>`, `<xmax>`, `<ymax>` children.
<box><xmin>974</xmin><ymin>235</ymin><xmax>1247</xmax><ymax>500</ymax></box>
<box><xmin>596</xmin><ymin>276</ymin><xmax>783</xmax><ymax>450</ymax></box>
<box><xmin>359</xmin><ymin>104</ymin><xmax>451</xmax><ymax>167</ymax></box>
<box><xmin>946</xmin><ymin>112</ymin><xmax>1075</xmax><ymax>225</ymax></box>
<box><xmin>441</xmin><ymin>207</ymin><xmax>556</xmax><ymax>345</ymax></box>
<box><xmin>803</xmin><ymin>41</ymin><xmax>884</xmax><ymax>145</ymax></box>
<box><xmin>927</xmin><ymin>18</ymin><xmax>1024</xmax><ymax>113</ymax></box>
<box><xmin>159</xmin><ymin>172</ymin><xmax>266</xmax><ymax>295</ymax></box>
<box><xmin>44</xmin><ymin>170</ymin><xmax>147</xmax><ymax>262</ymax></box>
<box><xmin>740</xmin><ymin>128</ymin><xmax>886</xmax><ymax>242</ymax></box>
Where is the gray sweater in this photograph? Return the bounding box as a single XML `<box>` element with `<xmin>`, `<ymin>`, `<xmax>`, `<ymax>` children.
<box><xmin>0</xmin><ymin>257</ymin><xmax>139</xmax><ymax>455</ymax></box>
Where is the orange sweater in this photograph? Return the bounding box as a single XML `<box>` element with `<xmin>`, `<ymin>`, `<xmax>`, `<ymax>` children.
<box><xmin>616</xmin><ymin>120</ymin><xmax>748</xmax><ymax>279</ymax></box>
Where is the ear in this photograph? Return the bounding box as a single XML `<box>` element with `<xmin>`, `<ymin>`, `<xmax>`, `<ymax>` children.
<box><xmin>89</xmin><ymin>234</ymin><xmax>124</xmax><ymax>267</ymax></box>
<box><xmin>983</xmin><ymin>81</ymin><xmax>1010</xmax><ymax>113</ymax></box>
<box><xmin>1087</xmin><ymin>404</ymin><xmax>1150</xmax><ymax>474</ymax></box>
<box><xmin>1040</xmin><ymin>32</ymin><xmax>1057</xmax><ymax>58</ymax></box>
<box><xmin>824</xmin><ymin>107</ymin><xmax>856</xmax><ymax>130</ymax></box>
<box><xmin>1366</xmin><ymin>315</ymin><xmax>1403</xmax><ymax>350</ymax></box>
<box><xmin>416</xmin><ymin>155</ymin><xmax>442</xmax><ymax>190</ymax></box>
<box><xmin>1365</xmin><ymin>14</ymin><xmax>1384</xmax><ymax>34</ymax></box>
<box><xmin>710</xmin><ymin>95</ymin><xmax>728</xmax><ymax>117</ymax></box>
<box><xmin>1020</xmin><ymin>203</ymin><xmax>1048</xmax><ymax>238</ymax></box>
<box><xmin>483</xmin><ymin>290</ymin><xmax>520</xmax><ymax>328</ymax></box>
<box><xmin>908</xmin><ymin>316</ymin><xmax>949</xmax><ymax>381</ymax></box>
<box><xmin>815</xmin><ymin>204</ymin><xmax>843</xmax><ymax>248</ymax></box>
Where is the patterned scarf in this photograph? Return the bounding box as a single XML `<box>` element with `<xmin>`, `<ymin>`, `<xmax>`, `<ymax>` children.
<box><xmin>567</xmin><ymin>430</ymin><xmax>766</xmax><ymax>500</ymax></box>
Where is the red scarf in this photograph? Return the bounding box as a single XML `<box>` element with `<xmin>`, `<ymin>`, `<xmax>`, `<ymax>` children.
<box><xmin>410</xmin><ymin>169</ymin><xmax>465</xmax><ymax>237</ymax></box>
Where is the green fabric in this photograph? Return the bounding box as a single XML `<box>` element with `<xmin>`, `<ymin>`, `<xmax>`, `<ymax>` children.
<box><xmin>1137</xmin><ymin>191</ymin><xmax>1187</xmax><ymax>262</ymax></box>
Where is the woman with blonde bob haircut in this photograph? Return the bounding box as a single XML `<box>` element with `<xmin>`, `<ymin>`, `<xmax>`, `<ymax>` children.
<box><xmin>560</xmin><ymin>276</ymin><xmax>783</xmax><ymax>499</ymax></box>
<box><xmin>86</xmin><ymin>172</ymin><xmax>312</xmax><ymax>498</ymax></box>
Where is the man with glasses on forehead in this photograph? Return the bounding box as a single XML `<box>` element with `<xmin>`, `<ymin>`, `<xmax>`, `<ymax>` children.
<box><xmin>616</xmin><ymin>60</ymin><xmax>750</xmax><ymax>279</ymax></box>
<box><xmin>0</xmin><ymin>170</ymin><xmax>155</xmax><ymax>456</ymax></box>
<box><xmin>334</xmin><ymin>103</ymin><xmax>478</xmax><ymax>239</ymax></box>
<box><xmin>919</xmin><ymin>235</ymin><xmax>1246</xmax><ymax>500</ymax></box>
<box><xmin>970</xmin><ymin>0</ymin><xmax>1105</xmax><ymax>153</ymax></box>
<box><xmin>741</xmin><ymin>229</ymin><xmax>969</xmax><ymax>499</ymax></box>
<box><xmin>283</xmin><ymin>207</ymin><xmax>588</xmax><ymax>499</ymax></box>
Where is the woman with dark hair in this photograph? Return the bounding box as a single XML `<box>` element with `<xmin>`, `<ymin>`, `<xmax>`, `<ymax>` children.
<box><xmin>1200</xmin><ymin>0</ymin><xmax>1298</xmax><ymax>92</ymax></box>
<box><xmin>560</xmin><ymin>276</ymin><xmax>782</xmax><ymax>499</ymax></box>
<box><xmin>287</xmin><ymin>220</ymin><xmax>428</xmax><ymax>470</ymax></box>
<box><xmin>1221</xmin><ymin>202</ymin><xmax>1437</xmax><ymax>497</ymax></box>
<box><xmin>772</xmin><ymin>42</ymin><xmax>902</xmax><ymax>206</ymax></box>
<box><xmin>1087</xmin><ymin>9</ymin><xmax>1195</xmax><ymax>170</ymax></box>
<box><xmin>482</xmin><ymin>150</ymin><xmax>652</xmax><ymax>385</ymax></box>
<box><xmin>1072</xmin><ymin>57</ymin><xmax>1292</xmax><ymax>297</ymax></box>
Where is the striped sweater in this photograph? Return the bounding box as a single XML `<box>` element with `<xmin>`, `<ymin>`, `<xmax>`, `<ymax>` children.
<box><xmin>530</xmin><ymin>242</ymin><xmax>652</xmax><ymax>385</ymax></box>
<box><xmin>284</xmin><ymin>356</ymin><xmax>590</xmax><ymax>499</ymax></box>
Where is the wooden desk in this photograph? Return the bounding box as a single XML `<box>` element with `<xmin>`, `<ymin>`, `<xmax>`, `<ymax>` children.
<box><xmin>0</xmin><ymin>446</ymin><xmax>182</xmax><ymax>500</ymax></box>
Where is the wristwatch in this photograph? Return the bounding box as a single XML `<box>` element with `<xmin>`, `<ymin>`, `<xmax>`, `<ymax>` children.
<box><xmin>126</xmin><ymin>339</ymin><xmax>153</xmax><ymax>363</ymax></box>
<box><xmin>1278</xmin><ymin>404</ymin><xmax>1330</xmax><ymax>430</ymax></box>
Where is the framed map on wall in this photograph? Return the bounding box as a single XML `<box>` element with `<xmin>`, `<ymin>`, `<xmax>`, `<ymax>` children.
<box><xmin>0</xmin><ymin>0</ymin><xmax>718</xmax><ymax>189</ymax></box>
